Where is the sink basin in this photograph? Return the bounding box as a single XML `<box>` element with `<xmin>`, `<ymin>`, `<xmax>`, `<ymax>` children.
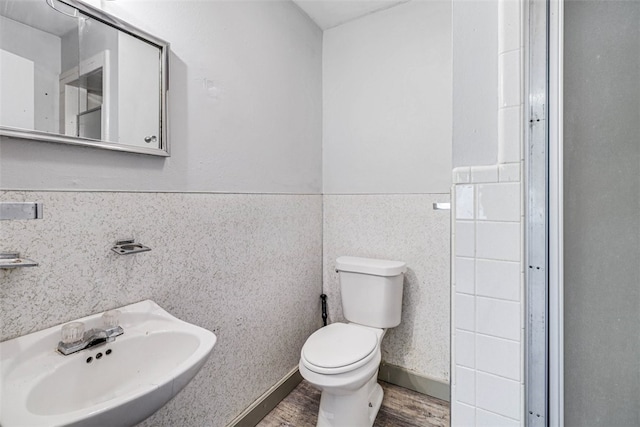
<box><xmin>0</xmin><ymin>300</ymin><xmax>217</xmax><ymax>427</ymax></box>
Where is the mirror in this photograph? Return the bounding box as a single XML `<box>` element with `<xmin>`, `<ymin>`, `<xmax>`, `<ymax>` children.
<box><xmin>0</xmin><ymin>0</ymin><xmax>169</xmax><ymax>156</ymax></box>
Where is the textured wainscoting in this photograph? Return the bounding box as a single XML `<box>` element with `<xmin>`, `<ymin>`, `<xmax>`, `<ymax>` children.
<box><xmin>0</xmin><ymin>191</ymin><xmax>322</xmax><ymax>426</ymax></box>
<box><xmin>322</xmin><ymin>194</ymin><xmax>451</xmax><ymax>383</ymax></box>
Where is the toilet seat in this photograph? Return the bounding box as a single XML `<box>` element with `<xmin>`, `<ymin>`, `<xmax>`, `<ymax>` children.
<box><xmin>301</xmin><ymin>323</ymin><xmax>379</xmax><ymax>375</ymax></box>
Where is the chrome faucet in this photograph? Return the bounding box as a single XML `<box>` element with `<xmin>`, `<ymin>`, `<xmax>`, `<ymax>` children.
<box><xmin>57</xmin><ymin>326</ymin><xmax>124</xmax><ymax>355</ymax></box>
<box><xmin>57</xmin><ymin>311</ymin><xmax>124</xmax><ymax>356</ymax></box>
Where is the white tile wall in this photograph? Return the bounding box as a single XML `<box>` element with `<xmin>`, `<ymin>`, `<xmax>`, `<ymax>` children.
<box><xmin>455</xmin><ymin>293</ymin><xmax>476</xmax><ymax>332</ymax></box>
<box><xmin>451</xmin><ymin>0</ymin><xmax>524</xmax><ymax>424</ymax></box>
<box><xmin>456</xmin><ymin>329</ymin><xmax>476</xmax><ymax>368</ymax></box>
<box><xmin>476</xmin><ymin>409</ymin><xmax>521</xmax><ymax>427</ymax></box>
<box><xmin>477</xmin><ymin>183</ymin><xmax>520</xmax><ymax>221</ymax></box>
<box><xmin>470</xmin><ymin>166</ymin><xmax>499</xmax><ymax>184</ymax></box>
<box><xmin>499</xmin><ymin>163</ymin><xmax>521</xmax><ymax>182</ymax></box>
<box><xmin>456</xmin><ymin>366</ymin><xmax>477</xmax><ymax>405</ymax></box>
<box><xmin>498</xmin><ymin>107</ymin><xmax>522</xmax><ymax>164</ymax></box>
<box><xmin>498</xmin><ymin>50</ymin><xmax>522</xmax><ymax>108</ymax></box>
<box><xmin>476</xmin><ymin>222</ymin><xmax>520</xmax><ymax>261</ymax></box>
<box><xmin>456</xmin><ymin>257</ymin><xmax>476</xmax><ymax>294</ymax></box>
<box><xmin>454</xmin><ymin>401</ymin><xmax>477</xmax><ymax>426</ymax></box>
<box><xmin>476</xmin><ymin>259</ymin><xmax>520</xmax><ymax>301</ymax></box>
<box><xmin>476</xmin><ymin>297</ymin><xmax>520</xmax><ymax>341</ymax></box>
<box><xmin>456</xmin><ymin>185</ymin><xmax>475</xmax><ymax>219</ymax></box>
<box><xmin>452</xmin><ymin>179</ymin><xmax>524</xmax><ymax>424</ymax></box>
<box><xmin>454</xmin><ymin>167</ymin><xmax>472</xmax><ymax>184</ymax></box>
<box><xmin>498</xmin><ymin>0</ymin><xmax>521</xmax><ymax>53</ymax></box>
<box><xmin>476</xmin><ymin>372</ymin><xmax>521</xmax><ymax>420</ymax></box>
<box><xmin>475</xmin><ymin>334</ymin><xmax>520</xmax><ymax>380</ymax></box>
<box><xmin>455</xmin><ymin>221</ymin><xmax>476</xmax><ymax>258</ymax></box>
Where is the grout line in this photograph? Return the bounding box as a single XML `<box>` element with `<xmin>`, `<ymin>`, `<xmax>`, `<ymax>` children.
<box><xmin>475</xmin><ymin>368</ymin><xmax>521</xmax><ymax>384</ymax></box>
<box><xmin>475</xmin><ymin>331</ymin><xmax>520</xmax><ymax>344</ymax></box>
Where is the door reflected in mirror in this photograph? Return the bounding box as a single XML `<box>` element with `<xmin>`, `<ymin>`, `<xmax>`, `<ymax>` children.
<box><xmin>60</xmin><ymin>52</ymin><xmax>107</xmax><ymax>140</ymax></box>
<box><xmin>0</xmin><ymin>0</ymin><xmax>169</xmax><ymax>156</ymax></box>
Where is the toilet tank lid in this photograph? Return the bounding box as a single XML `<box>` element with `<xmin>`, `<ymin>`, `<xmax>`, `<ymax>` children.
<box><xmin>336</xmin><ymin>256</ymin><xmax>406</xmax><ymax>277</ymax></box>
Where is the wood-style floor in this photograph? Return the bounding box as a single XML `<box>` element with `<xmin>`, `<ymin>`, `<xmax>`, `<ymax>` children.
<box><xmin>257</xmin><ymin>380</ymin><xmax>450</xmax><ymax>427</ymax></box>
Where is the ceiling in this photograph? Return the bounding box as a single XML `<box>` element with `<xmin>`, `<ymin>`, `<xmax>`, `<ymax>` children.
<box><xmin>292</xmin><ymin>0</ymin><xmax>409</xmax><ymax>30</ymax></box>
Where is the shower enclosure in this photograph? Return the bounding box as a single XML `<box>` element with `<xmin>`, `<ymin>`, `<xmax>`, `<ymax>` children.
<box><xmin>529</xmin><ymin>0</ymin><xmax>640</xmax><ymax>425</ymax></box>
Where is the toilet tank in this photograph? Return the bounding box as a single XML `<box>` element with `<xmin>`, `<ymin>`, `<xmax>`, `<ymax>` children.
<box><xmin>336</xmin><ymin>256</ymin><xmax>406</xmax><ymax>328</ymax></box>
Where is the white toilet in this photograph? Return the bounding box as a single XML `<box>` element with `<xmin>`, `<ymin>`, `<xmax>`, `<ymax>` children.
<box><xmin>299</xmin><ymin>256</ymin><xmax>406</xmax><ymax>427</ymax></box>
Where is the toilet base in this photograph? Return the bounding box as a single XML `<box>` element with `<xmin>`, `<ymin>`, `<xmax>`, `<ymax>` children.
<box><xmin>316</xmin><ymin>373</ymin><xmax>383</xmax><ymax>427</ymax></box>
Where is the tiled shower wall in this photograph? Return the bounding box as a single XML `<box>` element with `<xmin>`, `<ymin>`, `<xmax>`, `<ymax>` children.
<box><xmin>451</xmin><ymin>166</ymin><xmax>523</xmax><ymax>425</ymax></box>
<box><xmin>450</xmin><ymin>0</ymin><xmax>525</xmax><ymax>424</ymax></box>
<box><xmin>0</xmin><ymin>191</ymin><xmax>322</xmax><ymax>426</ymax></box>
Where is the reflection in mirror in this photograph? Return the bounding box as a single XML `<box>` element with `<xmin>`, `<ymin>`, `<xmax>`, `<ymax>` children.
<box><xmin>0</xmin><ymin>0</ymin><xmax>79</xmax><ymax>134</ymax></box>
<box><xmin>0</xmin><ymin>0</ymin><xmax>169</xmax><ymax>156</ymax></box>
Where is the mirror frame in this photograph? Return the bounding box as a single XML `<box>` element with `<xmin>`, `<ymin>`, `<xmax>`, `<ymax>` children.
<box><xmin>0</xmin><ymin>0</ymin><xmax>170</xmax><ymax>156</ymax></box>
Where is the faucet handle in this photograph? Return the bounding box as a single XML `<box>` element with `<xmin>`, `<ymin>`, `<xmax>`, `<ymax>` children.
<box><xmin>102</xmin><ymin>310</ymin><xmax>121</xmax><ymax>329</ymax></box>
<box><xmin>61</xmin><ymin>322</ymin><xmax>85</xmax><ymax>344</ymax></box>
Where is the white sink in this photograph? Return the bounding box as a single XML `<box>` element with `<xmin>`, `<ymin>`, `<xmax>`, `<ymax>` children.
<box><xmin>0</xmin><ymin>300</ymin><xmax>217</xmax><ymax>427</ymax></box>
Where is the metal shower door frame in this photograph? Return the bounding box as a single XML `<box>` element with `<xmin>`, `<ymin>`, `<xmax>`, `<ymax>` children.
<box><xmin>547</xmin><ymin>0</ymin><xmax>564</xmax><ymax>425</ymax></box>
<box><xmin>526</xmin><ymin>0</ymin><xmax>564</xmax><ymax>426</ymax></box>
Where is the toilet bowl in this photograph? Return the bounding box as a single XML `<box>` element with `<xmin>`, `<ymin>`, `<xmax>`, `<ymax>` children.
<box><xmin>299</xmin><ymin>256</ymin><xmax>406</xmax><ymax>427</ymax></box>
<box><xmin>299</xmin><ymin>323</ymin><xmax>385</xmax><ymax>427</ymax></box>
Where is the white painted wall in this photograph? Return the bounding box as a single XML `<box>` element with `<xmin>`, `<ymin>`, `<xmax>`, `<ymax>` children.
<box><xmin>322</xmin><ymin>0</ymin><xmax>452</xmax><ymax>194</ymax></box>
<box><xmin>0</xmin><ymin>1</ymin><xmax>323</xmax><ymax>194</ymax></box>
